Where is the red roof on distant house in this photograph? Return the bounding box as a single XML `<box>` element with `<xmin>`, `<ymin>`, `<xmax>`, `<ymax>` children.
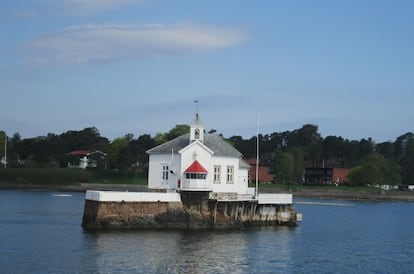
<box><xmin>67</xmin><ymin>150</ymin><xmax>91</xmax><ymax>156</ymax></box>
<box><xmin>184</xmin><ymin>160</ymin><xmax>208</xmax><ymax>173</ymax></box>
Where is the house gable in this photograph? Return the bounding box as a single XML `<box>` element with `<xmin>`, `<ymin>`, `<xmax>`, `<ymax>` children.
<box><xmin>178</xmin><ymin>139</ymin><xmax>214</xmax><ymax>156</ymax></box>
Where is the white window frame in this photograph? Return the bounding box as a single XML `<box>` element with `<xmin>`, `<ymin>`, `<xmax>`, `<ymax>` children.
<box><xmin>226</xmin><ymin>165</ymin><xmax>234</xmax><ymax>184</ymax></box>
<box><xmin>162</xmin><ymin>164</ymin><xmax>169</xmax><ymax>181</ymax></box>
<box><xmin>213</xmin><ymin>165</ymin><xmax>221</xmax><ymax>183</ymax></box>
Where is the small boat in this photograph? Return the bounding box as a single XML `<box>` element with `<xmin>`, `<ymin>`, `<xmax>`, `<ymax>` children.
<box><xmin>52</xmin><ymin>194</ymin><xmax>72</xmax><ymax>197</ymax></box>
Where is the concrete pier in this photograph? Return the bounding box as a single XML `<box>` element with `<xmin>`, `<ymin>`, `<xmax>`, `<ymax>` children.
<box><xmin>82</xmin><ymin>190</ymin><xmax>300</xmax><ymax>230</ymax></box>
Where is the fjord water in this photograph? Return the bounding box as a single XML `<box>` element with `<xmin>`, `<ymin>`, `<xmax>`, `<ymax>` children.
<box><xmin>1</xmin><ymin>190</ymin><xmax>413</xmax><ymax>273</ymax></box>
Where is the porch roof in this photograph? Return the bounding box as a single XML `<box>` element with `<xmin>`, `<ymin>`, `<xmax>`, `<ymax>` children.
<box><xmin>184</xmin><ymin>160</ymin><xmax>208</xmax><ymax>174</ymax></box>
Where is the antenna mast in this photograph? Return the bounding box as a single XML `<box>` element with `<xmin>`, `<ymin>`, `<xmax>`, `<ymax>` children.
<box><xmin>3</xmin><ymin>134</ymin><xmax>6</xmax><ymax>168</ymax></box>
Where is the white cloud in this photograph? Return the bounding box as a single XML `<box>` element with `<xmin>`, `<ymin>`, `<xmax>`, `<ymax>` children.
<box><xmin>24</xmin><ymin>23</ymin><xmax>247</xmax><ymax>65</ymax></box>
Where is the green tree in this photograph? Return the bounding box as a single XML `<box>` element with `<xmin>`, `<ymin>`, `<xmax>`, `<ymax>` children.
<box><xmin>348</xmin><ymin>164</ymin><xmax>382</xmax><ymax>186</ymax></box>
<box><xmin>0</xmin><ymin>131</ymin><xmax>6</xmax><ymax>167</ymax></box>
<box><xmin>288</xmin><ymin>147</ymin><xmax>305</xmax><ymax>183</ymax></box>
<box><xmin>322</xmin><ymin>136</ymin><xmax>346</xmax><ymax>167</ymax></box>
<box><xmin>9</xmin><ymin>133</ymin><xmax>22</xmax><ymax>167</ymax></box>
<box><xmin>384</xmin><ymin>159</ymin><xmax>401</xmax><ymax>185</ymax></box>
<box><xmin>167</xmin><ymin>124</ymin><xmax>190</xmax><ymax>140</ymax></box>
<box><xmin>59</xmin><ymin>127</ymin><xmax>109</xmax><ymax>153</ymax></box>
<box><xmin>288</xmin><ymin>124</ymin><xmax>322</xmax><ymax>166</ymax></box>
<box><xmin>401</xmin><ymin>138</ymin><xmax>414</xmax><ymax>184</ymax></box>
<box><xmin>376</xmin><ymin>141</ymin><xmax>395</xmax><ymax>160</ymax></box>
<box><xmin>343</xmin><ymin>140</ymin><xmax>360</xmax><ymax>167</ymax></box>
<box><xmin>271</xmin><ymin>149</ymin><xmax>294</xmax><ymax>184</ymax></box>
<box><xmin>129</xmin><ymin>134</ymin><xmax>156</xmax><ymax>175</ymax></box>
<box><xmin>230</xmin><ymin>135</ymin><xmax>256</xmax><ymax>158</ymax></box>
<box><xmin>348</xmin><ymin>153</ymin><xmax>401</xmax><ymax>186</ymax></box>
<box><xmin>359</xmin><ymin>138</ymin><xmax>375</xmax><ymax>158</ymax></box>
<box><xmin>271</xmin><ymin>147</ymin><xmax>304</xmax><ymax>184</ymax></box>
<box><xmin>107</xmin><ymin>136</ymin><xmax>130</xmax><ymax>170</ymax></box>
<box><xmin>394</xmin><ymin>132</ymin><xmax>414</xmax><ymax>161</ymax></box>
<box><xmin>154</xmin><ymin>133</ymin><xmax>168</xmax><ymax>145</ymax></box>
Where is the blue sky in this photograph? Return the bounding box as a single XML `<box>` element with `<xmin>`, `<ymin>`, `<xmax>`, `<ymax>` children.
<box><xmin>1</xmin><ymin>0</ymin><xmax>413</xmax><ymax>142</ymax></box>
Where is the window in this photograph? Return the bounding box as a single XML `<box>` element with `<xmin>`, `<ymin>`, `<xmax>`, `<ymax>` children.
<box><xmin>213</xmin><ymin>165</ymin><xmax>221</xmax><ymax>183</ymax></box>
<box><xmin>226</xmin><ymin>166</ymin><xmax>234</xmax><ymax>184</ymax></box>
<box><xmin>162</xmin><ymin>164</ymin><xmax>169</xmax><ymax>181</ymax></box>
<box><xmin>194</xmin><ymin>128</ymin><xmax>200</xmax><ymax>139</ymax></box>
<box><xmin>185</xmin><ymin>173</ymin><xmax>206</xmax><ymax>179</ymax></box>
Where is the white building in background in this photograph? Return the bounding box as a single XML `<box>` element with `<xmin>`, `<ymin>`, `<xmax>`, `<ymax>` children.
<box><xmin>147</xmin><ymin>113</ymin><xmax>254</xmax><ymax>196</ymax></box>
<box><xmin>67</xmin><ymin>150</ymin><xmax>107</xmax><ymax>169</ymax></box>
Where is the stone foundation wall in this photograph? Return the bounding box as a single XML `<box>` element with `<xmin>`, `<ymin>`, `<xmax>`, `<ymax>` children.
<box><xmin>82</xmin><ymin>200</ymin><xmax>186</xmax><ymax>229</ymax></box>
<box><xmin>82</xmin><ymin>195</ymin><xmax>298</xmax><ymax>230</ymax></box>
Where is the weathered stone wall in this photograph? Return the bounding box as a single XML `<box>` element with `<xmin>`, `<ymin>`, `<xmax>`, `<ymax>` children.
<box><xmin>209</xmin><ymin>201</ymin><xmax>297</xmax><ymax>228</ymax></box>
<box><xmin>82</xmin><ymin>192</ymin><xmax>298</xmax><ymax>230</ymax></box>
<box><xmin>82</xmin><ymin>200</ymin><xmax>187</xmax><ymax>229</ymax></box>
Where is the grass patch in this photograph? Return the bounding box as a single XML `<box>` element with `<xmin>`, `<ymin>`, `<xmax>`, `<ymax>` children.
<box><xmin>0</xmin><ymin>168</ymin><xmax>148</xmax><ymax>186</ymax></box>
<box><xmin>89</xmin><ymin>172</ymin><xmax>147</xmax><ymax>185</ymax></box>
<box><xmin>0</xmin><ymin>168</ymin><xmax>92</xmax><ymax>185</ymax></box>
<box><xmin>249</xmin><ymin>182</ymin><xmax>383</xmax><ymax>193</ymax></box>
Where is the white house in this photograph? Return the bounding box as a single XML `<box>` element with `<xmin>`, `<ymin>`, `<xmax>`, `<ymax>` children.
<box><xmin>147</xmin><ymin>113</ymin><xmax>254</xmax><ymax>196</ymax></box>
<box><xmin>67</xmin><ymin>150</ymin><xmax>107</xmax><ymax>169</ymax></box>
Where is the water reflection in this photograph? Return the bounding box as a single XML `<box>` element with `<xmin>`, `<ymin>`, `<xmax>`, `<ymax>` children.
<box><xmin>171</xmin><ymin>231</ymin><xmax>249</xmax><ymax>273</ymax></box>
<box><xmin>86</xmin><ymin>230</ymin><xmax>246</xmax><ymax>273</ymax></box>
<box><xmin>85</xmin><ymin>227</ymin><xmax>297</xmax><ymax>273</ymax></box>
<box><xmin>3</xmin><ymin>191</ymin><xmax>414</xmax><ymax>273</ymax></box>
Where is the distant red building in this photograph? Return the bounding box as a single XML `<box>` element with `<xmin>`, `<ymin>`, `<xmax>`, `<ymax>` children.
<box><xmin>304</xmin><ymin>167</ymin><xmax>349</xmax><ymax>185</ymax></box>
<box><xmin>246</xmin><ymin>158</ymin><xmax>274</xmax><ymax>183</ymax></box>
<box><xmin>332</xmin><ymin>168</ymin><xmax>349</xmax><ymax>184</ymax></box>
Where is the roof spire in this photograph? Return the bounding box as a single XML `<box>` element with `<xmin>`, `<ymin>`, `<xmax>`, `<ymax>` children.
<box><xmin>190</xmin><ymin>100</ymin><xmax>204</xmax><ymax>142</ymax></box>
<box><xmin>194</xmin><ymin>100</ymin><xmax>200</xmax><ymax>124</ymax></box>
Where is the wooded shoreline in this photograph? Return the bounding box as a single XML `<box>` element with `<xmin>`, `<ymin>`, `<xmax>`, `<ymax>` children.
<box><xmin>2</xmin><ymin>181</ymin><xmax>414</xmax><ymax>202</ymax></box>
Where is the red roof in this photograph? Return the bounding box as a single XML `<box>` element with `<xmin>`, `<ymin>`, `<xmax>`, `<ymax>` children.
<box><xmin>184</xmin><ymin>160</ymin><xmax>208</xmax><ymax>174</ymax></box>
<box><xmin>67</xmin><ymin>150</ymin><xmax>91</xmax><ymax>156</ymax></box>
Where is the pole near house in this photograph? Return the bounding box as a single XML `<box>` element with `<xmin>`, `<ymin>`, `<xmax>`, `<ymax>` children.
<box><xmin>255</xmin><ymin>112</ymin><xmax>261</xmax><ymax>199</ymax></box>
<box><xmin>4</xmin><ymin>133</ymin><xmax>7</xmax><ymax>168</ymax></box>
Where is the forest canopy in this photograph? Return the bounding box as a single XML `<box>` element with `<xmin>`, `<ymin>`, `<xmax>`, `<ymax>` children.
<box><xmin>1</xmin><ymin>125</ymin><xmax>413</xmax><ymax>185</ymax></box>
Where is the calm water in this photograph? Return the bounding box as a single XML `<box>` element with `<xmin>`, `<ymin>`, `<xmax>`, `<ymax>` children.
<box><xmin>1</xmin><ymin>190</ymin><xmax>414</xmax><ymax>273</ymax></box>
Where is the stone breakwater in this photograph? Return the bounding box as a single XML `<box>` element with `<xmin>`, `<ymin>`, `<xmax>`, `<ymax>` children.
<box><xmin>81</xmin><ymin>191</ymin><xmax>299</xmax><ymax>230</ymax></box>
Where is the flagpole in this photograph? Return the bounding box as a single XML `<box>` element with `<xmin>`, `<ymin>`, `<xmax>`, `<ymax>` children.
<box><xmin>4</xmin><ymin>134</ymin><xmax>6</xmax><ymax>168</ymax></box>
<box><xmin>255</xmin><ymin>112</ymin><xmax>261</xmax><ymax>199</ymax></box>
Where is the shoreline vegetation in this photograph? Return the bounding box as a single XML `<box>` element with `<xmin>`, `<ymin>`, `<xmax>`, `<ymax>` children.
<box><xmin>1</xmin><ymin>166</ymin><xmax>412</xmax><ymax>202</ymax></box>
<box><xmin>1</xmin><ymin>180</ymin><xmax>414</xmax><ymax>202</ymax></box>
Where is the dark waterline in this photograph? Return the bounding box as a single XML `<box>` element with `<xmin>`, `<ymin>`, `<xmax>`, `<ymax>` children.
<box><xmin>1</xmin><ymin>190</ymin><xmax>413</xmax><ymax>273</ymax></box>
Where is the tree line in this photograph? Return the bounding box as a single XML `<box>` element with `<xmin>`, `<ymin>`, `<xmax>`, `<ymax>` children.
<box><xmin>1</xmin><ymin>124</ymin><xmax>413</xmax><ymax>185</ymax></box>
